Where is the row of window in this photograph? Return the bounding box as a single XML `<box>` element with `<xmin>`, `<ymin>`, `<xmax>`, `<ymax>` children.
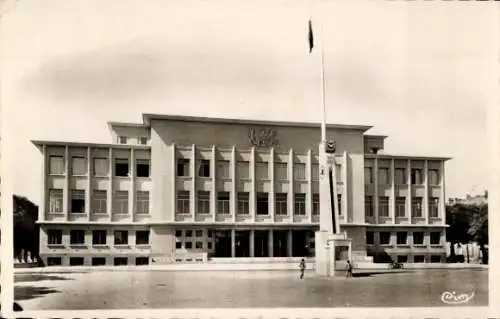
<box><xmin>396</xmin><ymin>255</ymin><xmax>443</xmax><ymax>263</ymax></box>
<box><xmin>48</xmin><ymin>189</ymin><xmax>150</xmax><ymax>214</ymax></box>
<box><xmin>177</xmin><ymin>159</ymin><xmax>342</xmax><ymax>181</ymax></box>
<box><xmin>364</xmin><ymin>167</ymin><xmax>440</xmax><ymax>185</ymax></box>
<box><xmin>175</xmin><ymin>230</ymin><xmax>214</xmax><ymax>250</ymax></box>
<box><xmin>47</xmin><ymin>256</ymin><xmax>150</xmax><ymax>266</ymax></box>
<box><xmin>366</xmin><ymin>231</ymin><xmax>442</xmax><ymax>245</ymax></box>
<box><xmin>48</xmin><ymin>156</ymin><xmax>150</xmax><ymax>177</ymax></box>
<box><xmin>47</xmin><ymin>229</ymin><xmax>150</xmax><ymax>246</ymax></box>
<box><xmin>117</xmin><ymin>136</ymin><xmax>149</xmax><ymax>145</ymax></box>
<box><xmin>364</xmin><ymin>196</ymin><xmax>440</xmax><ymax>218</ymax></box>
<box><xmin>176</xmin><ymin>191</ymin><xmax>334</xmax><ymax>216</ymax></box>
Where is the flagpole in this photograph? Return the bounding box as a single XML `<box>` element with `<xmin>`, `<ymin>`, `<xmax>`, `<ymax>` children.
<box><xmin>320</xmin><ymin>20</ymin><xmax>326</xmax><ymax>144</ymax></box>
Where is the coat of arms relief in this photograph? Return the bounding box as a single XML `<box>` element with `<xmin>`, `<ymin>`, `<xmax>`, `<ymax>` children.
<box><xmin>248</xmin><ymin>128</ymin><xmax>278</xmax><ymax>148</ymax></box>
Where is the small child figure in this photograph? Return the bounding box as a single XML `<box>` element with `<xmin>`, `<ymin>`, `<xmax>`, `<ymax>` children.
<box><xmin>299</xmin><ymin>258</ymin><xmax>306</xmax><ymax>279</ymax></box>
<box><xmin>345</xmin><ymin>260</ymin><xmax>354</xmax><ymax>278</ymax></box>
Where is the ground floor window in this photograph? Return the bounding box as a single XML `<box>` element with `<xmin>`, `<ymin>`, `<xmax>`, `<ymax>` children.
<box><xmin>397</xmin><ymin>255</ymin><xmax>408</xmax><ymax>263</ymax></box>
<box><xmin>430</xmin><ymin>255</ymin><xmax>442</xmax><ymax>263</ymax></box>
<box><xmin>69</xmin><ymin>257</ymin><xmax>84</xmax><ymax>266</ymax></box>
<box><xmin>47</xmin><ymin>257</ymin><xmax>62</xmax><ymax>266</ymax></box>
<box><xmin>136</xmin><ymin>257</ymin><xmax>149</xmax><ymax>265</ymax></box>
<box><xmin>413</xmin><ymin>255</ymin><xmax>425</xmax><ymax>263</ymax></box>
<box><xmin>92</xmin><ymin>257</ymin><xmax>106</xmax><ymax>266</ymax></box>
<box><xmin>114</xmin><ymin>257</ymin><xmax>128</xmax><ymax>266</ymax></box>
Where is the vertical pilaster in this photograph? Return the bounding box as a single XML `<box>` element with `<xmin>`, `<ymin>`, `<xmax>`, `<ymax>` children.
<box><xmin>390</xmin><ymin>158</ymin><xmax>396</xmax><ymax>225</ymax></box>
<box><xmin>191</xmin><ymin>144</ymin><xmax>196</xmax><ymax>218</ymax></box>
<box><xmin>231</xmin><ymin>146</ymin><xmax>237</xmax><ymax>222</ymax></box>
<box><xmin>250</xmin><ymin>230</ymin><xmax>255</xmax><ymax>257</ymax></box>
<box><xmin>374</xmin><ymin>155</ymin><xmax>379</xmax><ymax>224</ymax></box>
<box><xmin>440</xmin><ymin>161</ymin><xmax>446</xmax><ymax>224</ymax></box>
<box><xmin>64</xmin><ymin>145</ymin><xmax>70</xmax><ymax>220</ymax></box>
<box><xmin>86</xmin><ymin>147</ymin><xmax>92</xmax><ymax>221</ymax></box>
<box><xmin>250</xmin><ymin>147</ymin><xmax>256</xmax><ymax>221</ymax></box>
<box><xmin>129</xmin><ymin>148</ymin><xmax>135</xmax><ymax>221</ymax></box>
<box><xmin>231</xmin><ymin>229</ymin><xmax>236</xmax><ymax>257</ymax></box>
<box><xmin>306</xmin><ymin>149</ymin><xmax>312</xmax><ymax>223</ymax></box>
<box><xmin>424</xmin><ymin>160</ymin><xmax>429</xmax><ymax>224</ymax></box>
<box><xmin>407</xmin><ymin>159</ymin><xmax>412</xmax><ymax>219</ymax></box>
<box><xmin>211</xmin><ymin>146</ymin><xmax>217</xmax><ymax>221</ymax></box>
<box><xmin>342</xmin><ymin>151</ymin><xmax>348</xmax><ymax>223</ymax></box>
<box><xmin>108</xmin><ymin>148</ymin><xmax>113</xmax><ymax>221</ymax></box>
<box><xmin>268</xmin><ymin>229</ymin><xmax>274</xmax><ymax>257</ymax></box>
<box><xmin>269</xmin><ymin>148</ymin><xmax>275</xmax><ymax>222</ymax></box>
<box><xmin>287</xmin><ymin>230</ymin><xmax>293</xmax><ymax>257</ymax></box>
<box><xmin>171</xmin><ymin>144</ymin><xmax>177</xmax><ymax>222</ymax></box>
<box><xmin>288</xmin><ymin>149</ymin><xmax>294</xmax><ymax>220</ymax></box>
<box><xmin>40</xmin><ymin>145</ymin><xmax>47</xmax><ymax>222</ymax></box>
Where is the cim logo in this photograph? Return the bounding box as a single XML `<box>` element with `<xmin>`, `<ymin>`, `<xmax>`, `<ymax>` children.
<box><xmin>441</xmin><ymin>291</ymin><xmax>475</xmax><ymax>305</ymax></box>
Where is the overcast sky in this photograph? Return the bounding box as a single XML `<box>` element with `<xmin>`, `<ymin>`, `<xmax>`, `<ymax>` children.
<box><xmin>1</xmin><ymin>0</ymin><xmax>497</xmax><ymax>205</ymax></box>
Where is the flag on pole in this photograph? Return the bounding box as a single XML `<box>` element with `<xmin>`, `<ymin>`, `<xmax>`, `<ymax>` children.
<box><xmin>308</xmin><ymin>19</ymin><xmax>314</xmax><ymax>53</ymax></box>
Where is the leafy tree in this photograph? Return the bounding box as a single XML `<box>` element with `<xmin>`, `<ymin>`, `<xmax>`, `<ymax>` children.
<box><xmin>468</xmin><ymin>203</ymin><xmax>488</xmax><ymax>264</ymax></box>
<box><xmin>13</xmin><ymin>195</ymin><xmax>44</xmax><ymax>266</ymax></box>
<box><xmin>445</xmin><ymin>203</ymin><xmax>473</xmax><ymax>258</ymax></box>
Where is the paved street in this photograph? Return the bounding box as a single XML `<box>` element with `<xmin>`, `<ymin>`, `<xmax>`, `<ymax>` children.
<box><xmin>15</xmin><ymin>268</ymin><xmax>488</xmax><ymax>309</ymax></box>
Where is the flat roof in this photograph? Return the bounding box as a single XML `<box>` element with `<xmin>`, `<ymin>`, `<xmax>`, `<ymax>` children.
<box><xmin>366</xmin><ymin>153</ymin><xmax>452</xmax><ymax>161</ymax></box>
<box><xmin>142</xmin><ymin>113</ymin><xmax>374</xmax><ymax>132</ymax></box>
<box><xmin>31</xmin><ymin>140</ymin><xmax>151</xmax><ymax>150</ymax></box>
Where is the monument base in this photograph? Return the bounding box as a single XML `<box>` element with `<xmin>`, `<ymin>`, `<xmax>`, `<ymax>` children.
<box><xmin>315</xmin><ymin>230</ymin><xmax>352</xmax><ymax>276</ymax></box>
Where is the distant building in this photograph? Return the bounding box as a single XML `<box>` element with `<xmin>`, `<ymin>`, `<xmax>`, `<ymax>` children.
<box><xmin>448</xmin><ymin>192</ymin><xmax>488</xmax><ymax>206</ymax></box>
<box><xmin>32</xmin><ymin>114</ymin><xmax>450</xmax><ymax>267</ymax></box>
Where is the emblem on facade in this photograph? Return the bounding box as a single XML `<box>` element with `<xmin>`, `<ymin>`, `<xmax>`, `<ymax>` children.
<box><xmin>325</xmin><ymin>138</ymin><xmax>336</xmax><ymax>154</ymax></box>
<box><xmin>248</xmin><ymin>127</ymin><xmax>278</xmax><ymax>148</ymax></box>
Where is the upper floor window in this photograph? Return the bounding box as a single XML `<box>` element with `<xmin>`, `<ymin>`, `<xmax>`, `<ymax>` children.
<box><xmin>49</xmin><ymin>156</ymin><xmax>65</xmax><ymax>175</ymax></box>
<box><xmin>413</xmin><ymin>231</ymin><xmax>424</xmax><ymax>245</ymax></box>
<box><xmin>312</xmin><ymin>193</ymin><xmax>320</xmax><ymax>215</ymax></box>
<box><xmin>93</xmin><ymin>158</ymin><xmax>108</xmax><ymax>176</ymax></box>
<box><xmin>48</xmin><ymin>189</ymin><xmax>63</xmax><ymax>213</ymax></box>
<box><xmin>379</xmin><ymin>196</ymin><xmax>389</xmax><ymax>217</ymax></box>
<box><xmin>217</xmin><ymin>160</ymin><xmax>230</xmax><ymax>179</ymax></box>
<box><xmin>364</xmin><ymin>167</ymin><xmax>373</xmax><ymax>184</ymax></box>
<box><xmin>395</xmin><ymin>168</ymin><xmax>406</xmax><ymax>185</ymax></box>
<box><xmin>396</xmin><ymin>232</ymin><xmax>408</xmax><ymax>245</ymax></box>
<box><xmin>275</xmin><ymin>163</ymin><xmax>288</xmax><ymax>180</ymax></box>
<box><xmin>136</xmin><ymin>159</ymin><xmax>150</xmax><ymax>177</ymax></box>
<box><xmin>429</xmin><ymin>169</ymin><xmax>440</xmax><ymax>185</ymax></box>
<box><xmin>256</xmin><ymin>192</ymin><xmax>269</xmax><ymax>215</ymax></box>
<box><xmin>217</xmin><ymin>192</ymin><xmax>230</xmax><ymax>214</ymax></box>
<box><xmin>411</xmin><ymin>197</ymin><xmax>423</xmax><ymax>217</ymax></box>
<box><xmin>136</xmin><ymin>230</ymin><xmax>150</xmax><ymax>245</ymax></box>
<box><xmin>71</xmin><ymin>156</ymin><xmax>87</xmax><ymax>175</ymax></box>
<box><xmin>237</xmin><ymin>161</ymin><xmax>250</xmax><ymax>179</ymax></box>
<box><xmin>379</xmin><ymin>232</ymin><xmax>391</xmax><ymax>245</ymax></box>
<box><xmin>47</xmin><ymin>229</ymin><xmax>63</xmax><ymax>245</ymax></box>
<box><xmin>114</xmin><ymin>230</ymin><xmax>128</xmax><ymax>245</ymax></box>
<box><xmin>113</xmin><ymin>191</ymin><xmax>129</xmax><ymax>214</ymax></box>
<box><xmin>197</xmin><ymin>191</ymin><xmax>210</xmax><ymax>214</ymax></box>
<box><xmin>139</xmin><ymin>137</ymin><xmax>148</xmax><ymax>145</ymax></box>
<box><xmin>118</xmin><ymin>136</ymin><xmax>127</xmax><ymax>144</ymax></box>
<box><xmin>198</xmin><ymin>160</ymin><xmax>210</xmax><ymax>177</ymax></box>
<box><xmin>294</xmin><ymin>193</ymin><xmax>306</xmax><ymax>215</ymax></box>
<box><xmin>335</xmin><ymin>164</ymin><xmax>342</xmax><ymax>181</ymax></box>
<box><xmin>311</xmin><ymin>164</ymin><xmax>319</xmax><ymax>181</ymax></box>
<box><xmin>429</xmin><ymin>197</ymin><xmax>439</xmax><ymax>218</ymax></box>
<box><xmin>396</xmin><ymin>197</ymin><xmax>406</xmax><ymax>217</ymax></box>
<box><xmin>92</xmin><ymin>230</ymin><xmax>107</xmax><ymax>246</ymax></box>
<box><xmin>378</xmin><ymin>168</ymin><xmax>389</xmax><ymax>185</ymax></box>
<box><xmin>136</xmin><ymin>191</ymin><xmax>150</xmax><ymax>214</ymax></box>
<box><xmin>70</xmin><ymin>229</ymin><xmax>85</xmax><ymax>245</ymax></box>
<box><xmin>237</xmin><ymin>192</ymin><xmax>250</xmax><ymax>214</ymax></box>
<box><xmin>256</xmin><ymin>162</ymin><xmax>269</xmax><ymax>179</ymax></box>
<box><xmin>92</xmin><ymin>190</ymin><xmax>107</xmax><ymax>214</ymax></box>
<box><xmin>364</xmin><ymin>196</ymin><xmax>373</xmax><ymax>217</ymax></box>
<box><xmin>275</xmin><ymin>193</ymin><xmax>288</xmax><ymax>215</ymax></box>
<box><xmin>70</xmin><ymin>190</ymin><xmax>85</xmax><ymax>213</ymax></box>
<box><xmin>337</xmin><ymin>194</ymin><xmax>342</xmax><ymax>216</ymax></box>
<box><xmin>430</xmin><ymin>232</ymin><xmax>441</xmax><ymax>245</ymax></box>
<box><xmin>177</xmin><ymin>159</ymin><xmax>190</xmax><ymax>177</ymax></box>
<box><xmin>366</xmin><ymin>231</ymin><xmax>374</xmax><ymax>245</ymax></box>
<box><xmin>411</xmin><ymin>169</ymin><xmax>423</xmax><ymax>185</ymax></box>
<box><xmin>294</xmin><ymin>163</ymin><xmax>306</xmax><ymax>180</ymax></box>
<box><xmin>115</xmin><ymin>158</ymin><xmax>129</xmax><ymax>177</ymax></box>
<box><xmin>176</xmin><ymin>191</ymin><xmax>190</xmax><ymax>214</ymax></box>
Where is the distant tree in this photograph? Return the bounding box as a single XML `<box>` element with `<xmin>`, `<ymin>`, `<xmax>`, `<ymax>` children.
<box><xmin>445</xmin><ymin>203</ymin><xmax>473</xmax><ymax>258</ymax></box>
<box><xmin>13</xmin><ymin>195</ymin><xmax>44</xmax><ymax>266</ymax></box>
<box><xmin>468</xmin><ymin>203</ymin><xmax>488</xmax><ymax>264</ymax></box>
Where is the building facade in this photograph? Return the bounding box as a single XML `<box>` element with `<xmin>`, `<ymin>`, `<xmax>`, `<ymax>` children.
<box><xmin>34</xmin><ymin>114</ymin><xmax>449</xmax><ymax>266</ymax></box>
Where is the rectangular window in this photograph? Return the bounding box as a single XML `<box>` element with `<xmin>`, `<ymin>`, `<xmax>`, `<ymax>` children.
<box><xmin>70</xmin><ymin>257</ymin><xmax>85</xmax><ymax>266</ymax></box>
<box><xmin>176</xmin><ymin>191</ymin><xmax>190</xmax><ymax>214</ymax></box>
<box><xmin>397</xmin><ymin>255</ymin><xmax>408</xmax><ymax>263</ymax></box>
<box><xmin>136</xmin><ymin>191</ymin><xmax>150</xmax><ymax>214</ymax></box>
<box><xmin>411</xmin><ymin>197</ymin><xmax>423</xmax><ymax>218</ymax></box>
<box><xmin>275</xmin><ymin>193</ymin><xmax>288</xmax><ymax>215</ymax></box>
<box><xmin>92</xmin><ymin>257</ymin><xmax>106</xmax><ymax>266</ymax></box>
<box><xmin>337</xmin><ymin>194</ymin><xmax>342</xmax><ymax>216</ymax></box>
<box><xmin>196</xmin><ymin>230</ymin><xmax>203</xmax><ymax>237</ymax></box>
<box><xmin>311</xmin><ymin>164</ymin><xmax>319</xmax><ymax>180</ymax></box>
<box><xmin>136</xmin><ymin>230</ymin><xmax>150</xmax><ymax>245</ymax></box>
<box><xmin>430</xmin><ymin>232</ymin><xmax>441</xmax><ymax>245</ymax></box>
<box><xmin>185</xmin><ymin>230</ymin><xmax>193</xmax><ymax>237</ymax></box>
<box><xmin>365</xmin><ymin>196</ymin><xmax>373</xmax><ymax>217</ymax></box>
<box><xmin>396</xmin><ymin>232</ymin><xmax>408</xmax><ymax>245</ymax></box>
<box><xmin>71</xmin><ymin>156</ymin><xmax>87</xmax><ymax>175</ymax></box>
<box><xmin>430</xmin><ymin>255</ymin><xmax>442</xmax><ymax>263</ymax></box>
<box><xmin>198</xmin><ymin>159</ymin><xmax>210</xmax><ymax>177</ymax></box>
<box><xmin>429</xmin><ymin>197</ymin><xmax>439</xmax><ymax>218</ymax></box>
<box><xmin>335</xmin><ymin>164</ymin><xmax>342</xmax><ymax>181</ymax></box>
<box><xmin>175</xmin><ymin>242</ymin><xmax>182</xmax><ymax>249</ymax></box>
<box><xmin>414</xmin><ymin>255</ymin><xmax>425</xmax><ymax>263</ymax></box>
<box><xmin>366</xmin><ymin>231</ymin><xmax>374</xmax><ymax>245</ymax></box>
<box><xmin>378</xmin><ymin>168</ymin><xmax>389</xmax><ymax>185</ymax></box>
<box><xmin>379</xmin><ymin>196</ymin><xmax>389</xmax><ymax>217</ymax></box>
<box><xmin>236</xmin><ymin>161</ymin><xmax>250</xmax><ymax>179</ymax></box>
<box><xmin>92</xmin><ymin>230</ymin><xmax>107</xmax><ymax>245</ymax></box>
<box><xmin>47</xmin><ymin>257</ymin><xmax>62</xmax><ymax>266</ymax></box>
<box><xmin>136</xmin><ymin>159</ymin><xmax>150</xmax><ymax>177</ymax></box>
<box><xmin>48</xmin><ymin>189</ymin><xmax>63</xmax><ymax>213</ymax></box>
<box><xmin>197</xmin><ymin>191</ymin><xmax>210</xmax><ymax>214</ymax></box>
<box><xmin>395</xmin><ymin>168</ymin><xmax>406</xmax><ymax>185</ymax></box>
<box><xmin>114</xmin><ymin>257</ymin><xmax>128</xmax><ymax>266</ymax></box>
<box><xmin>136</xmin><ymin>257</ymin><xmax>149</xmax><ymax>265</ymax></box>
<box><xmin>139</xmin><ymin>137</ymin><xmax>148</xmax><ymax>145</ymax></box>
<box><xmin>294</xmin><ymin>163</ymin><xmax>306</xmax><ymax>180</ymax></box>
<box><xmin>118</xmin><ymin>136</ymin><xmax>128</xmax><ymax>144</ymax></box>
<box><xmin>177</xmin><ymin>159</ymin><xmax>190</xmax><ymax>177</ymax></box>
<box><xmin>275</xmin><ymin>163</ymin><xmax>288</xmax><ymax>180</ymax></box>
<box><xmin>364</xmin><ymin>167</ymin><xmax>373</xmax><ymax>184</ymax></box>
<box><xmin>217</xmin><ymin>192</ymin><xmax>230</xmax><ymax>214</ymax></box>
<box><xmin>70</xmin><ymin>230</ymin><xmax>85</xmax><ymax>245</ymax></box>
<box><xmin>256</xmin><ymin>192</ymin><xmax>269</xmax><ymax>215</ymax></box>
<box><xmin>379</xmin><ymin>232</ymin><xmax>391</xmax><ymax>245</ymax></box>
<box><xmin>237</xmin><ymin>192</ymin><xmax>250</xmax><ymax>214</ymax></box>
<box><xmin>413</xmin><ymin>231</ymin><xmax>424</xmax><ymax>245</ymax></box>
<box><xmin>114</xmin><ymin>230</ymin><xmax>128</xmax><ymax>245</ymax></box>
<box><xmin>429</xmin><ymin>169</ymin><xmax>440</xmax><ymax>185</ymax></box>
<box><xmin>115</xmin><ymin>158</ymin><xmax>129</xmax><ymax>177</ymax></box>
<box><xmin>92</xmin><ymin>190</ymin><xmax>107</xmax><ymax>214</ymax></box>
<box><xmin>70</xmin><ymin>190</ymin><xmax>85</xmax><ymax>213</ymax></box>
<box><xmin>294</xmin><ymin>193</ymin><xmax>306</xmax><ymax>215</ymax></box>
<box><xmin>113</xmin><ymin>191</ymin><xmax>129</xmax><ymax>214</ymax></box>
<box><xmin>195</xmin><ymin>241</ymin><xmax>203</xmax><ymax>249</ymax></box>
<box><xmin>49</xmin><ymin>156</ymin><xmax>65</xmax><ymax>175</ymax></box>
<box><xmin>93</xmin><ymin>158</ymin><xmax>108</xmax><ymax>176</ymax></box>
<box><xmin>396</xmin><ymin>197</ymin><xmax>406</xmax><ymax>217</ymax></box>
<box><xmin>216</xmin><ymin>161</ymin><xmax>230</xmax><ymax>178</ymax></box>
<box><xmin>312</xmin><ymin>193</ymin><xmax>320</xmax><ymax>215</ymax></box>
<box><xmin>185</xmin><ymin>242</ymin><xmax>193</xmax><ymax>249</ymax></box>
<box><xmin>47</xmin><ymin>229</ymin><xmax>62</xmax><ymax>245</ymax></box>
<box><xmin>411</xmin><ymin>168</ymin><xmax>423</xmax><ymax>185</ymax></box>
<box><xmin>256</xmin><ymin>161</ymin><xmax>269</xmax><ymax>179</ymax></box>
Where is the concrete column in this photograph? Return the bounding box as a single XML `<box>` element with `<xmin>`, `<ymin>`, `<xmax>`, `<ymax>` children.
<box><xmin>129</xmin><ymin>148</ymin><xmax>135</xmax><ymax>221</ymax></box>
<box><xmin>191</xmin><ymin>144</ymin><xmax>196</xmax><ymax>218</ymax></box>
<box><xmin>211</xmin><ymin>146</ymin><xmax>217</xmax><ymax>220</ymax></box>
<box><xmin>170</xmin><ymin>144</ymin><xmax>177</xmax><ymax>222</ymax></box>
<box><xmin>440</xmin><ymin>161</ymin><xmax>446</xmax><ymax>224</ymax></box>
<box><xmin>269</xmin><ymin>148</ymin><xmax>275</xmax><ymax>222</ymax></box>
<box><xmin>390</xmin><ymin>158</ymin><xmax>396</xmax><ymax>224</ymax></box>
<box><xmin>407</xmin><ymin>159</ymin><xmax>412</xmax><ymax>218</ymax></box>
<box><xmin>306</xmin><ymin>149</ymin><xmax>312</xmax><ymax>223</ymax></box>
<box><xmin>342</xmin><ymin>151</ymin><xmax>349</xmax><ymax>223</ymax></box>
<box><xmin>231</xmin><ymin>146</ymin><xmax>237</xmax><ymax>222</ymax></box>
<box><xmin>108</xmin><ymin>148</ymin><xmax>113</xmax><ymax>221</ymax></box>
<box><xmin>250</xmin><ymin>230</ymin><xmax>255</xmax><ymax>257</ymax></box>
<box><xmin>250</xmin><ymin>147</ymin><xmax>256</xmax><ymax>221</ymax></box>
<box><xmin>63</xmin><ymin>145</ymin><xmax>70</xmax><ymax>220</ymax></box>
<box><xmin>424</xmin><ymin>160</ymin><xmax>429</xmax><ymax>224</ymax></box>
<box><xmin>40</xmin><ymin>144</ymin><xmax>47</xmax><ymax>222</ymax></box>
<box><xmin>288</xmin><ymin>149</ymin><xmax>294</xmax><ymax>220</ymax></box>
<box><xmin>287</xmin><ymin>230</ymin><xmax>293</xmax><ymax>257</ymax></box>
<box><xmin>231</xmin><ymin>229</ymin><xmax>236</xmax><ymax>257</ymax></box>
<box><xmin>268</xmin><ymin>229</ymin><xmax>274</xmax><ymax>257</ymax></box>
<box><xmin>374</xmin><ymin>156</ymin><xmax>379</xmax><ymax>224</ymax></box>
<box><xmin>86</xmin><ymin>147</ymin><xmax>92</xmax><ymax>221</ymax></box>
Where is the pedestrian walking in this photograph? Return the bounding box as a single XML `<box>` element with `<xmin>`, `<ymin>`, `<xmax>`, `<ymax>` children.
<box><xmin>345</xmin><ymin>260</ymin><xmax>353</xmax><ymax>278</ymax></box>
<box><xmin>299</xmin><ymin>258</ymin><xmax>306</xmax><ymax>279</ymax></box>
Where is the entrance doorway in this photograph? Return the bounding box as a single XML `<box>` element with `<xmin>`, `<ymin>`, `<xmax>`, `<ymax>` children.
<box><xmin>214</xmin><ymin>230</ymin><xmax>232</xmax><ymax>257</ymax></box>
<box><xmin>235</xmin><ymin>231</ymin><xmax>250</xmax><ymax>257</ymax></box>
<box><xmin>254</xmin><ymin>230</ymin><xmax>269</xmax><ymax>257</ymax></box>
<box><xmin>273</xmin><ymin>230</ymin><xmax>288</xmax><ymax>257</ymax></box>
<box><xmin>292</xmin><ymin>230</ymin><xmax>309</xmax><ymax>257</ymax></box>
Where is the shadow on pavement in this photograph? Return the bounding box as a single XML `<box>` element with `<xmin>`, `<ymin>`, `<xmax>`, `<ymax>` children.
<box><xmin>14</xmin><ymin>285</ymin><xmax>61</xmax><ymax>301</ymax></box>
<box><xmin>15</xmin><ymin>274</ymin><xmax>75</xmax><ymax>283</ymax></box>
<box><xmin>352</xmin><ymin>270</ymin><xmax>411</xmax><ymax>277</ymax></box>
